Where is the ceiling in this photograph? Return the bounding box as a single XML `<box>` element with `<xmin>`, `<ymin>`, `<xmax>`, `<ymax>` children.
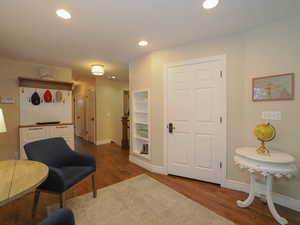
<box><xmin>1</xmin><ymin>0</ymin><xmax>300</xmax><ymax>80</ymax></box>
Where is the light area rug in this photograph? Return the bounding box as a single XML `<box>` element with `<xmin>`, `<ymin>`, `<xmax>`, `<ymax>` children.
<box><xmin>48</xmin><ymin>174</ymin><xmax>235</xmax><ymax>225</ymax></box>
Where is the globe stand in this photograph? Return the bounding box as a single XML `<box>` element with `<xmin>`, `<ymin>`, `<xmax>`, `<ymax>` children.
<box><xmin>256</xmin><ymin>140</ymin><xmax>271</xmax><ymax>155</ymax></box>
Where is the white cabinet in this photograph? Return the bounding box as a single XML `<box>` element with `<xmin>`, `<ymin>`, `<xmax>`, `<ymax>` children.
<box><xmin>20</xmin><ymin>124</ymin><xmax>75</xmax><ymax>160</ymax></box>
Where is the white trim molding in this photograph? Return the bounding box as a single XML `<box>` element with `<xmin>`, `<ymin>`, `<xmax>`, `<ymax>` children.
<box><xmin>129</xmin><ymin>154</ymin><xmax>167</xmax><ymax>175</ymax></box>
<box><xmin>111</xmin><ymin>139</ymin><xmax>121</xmax><ymax>146</ymax></box>
<box><xmin>96</xmin><ymin>139</ymin><xmax>112</xmax><ymax>146</ymax></box>
<box><xmin>223</xmin><ymin>179</ymin><xmax>300</xmax><ymax>212</ymax></box>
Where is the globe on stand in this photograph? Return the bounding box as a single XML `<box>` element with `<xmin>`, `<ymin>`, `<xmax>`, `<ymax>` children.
<box><xmin>253</xmin><ymin>123</ymin><xmax>276</xmax><ymax>155</ymax></box>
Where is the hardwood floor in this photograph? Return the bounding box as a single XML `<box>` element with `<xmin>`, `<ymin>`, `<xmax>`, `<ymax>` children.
<box><xmin>1</xmin><ymin>138</ymin><xmax>299</xmax><ymax>225</ymax></box>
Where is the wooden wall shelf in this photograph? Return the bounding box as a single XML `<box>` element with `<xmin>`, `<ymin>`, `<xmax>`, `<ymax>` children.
<box><xmin>19</xmin><ymin>123</ymin><xmax>73</xmax><ymax>128</ymax></box>
<box><xmin>18</xmin><ymin>77</ymin><xmax>73</xmax><ymax>90</ymax></box>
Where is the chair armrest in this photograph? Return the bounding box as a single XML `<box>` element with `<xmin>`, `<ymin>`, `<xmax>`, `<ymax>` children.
<box><xmin>38</xmin><ymin>167</ymin><xmax>65</xmax><ymax>193</ymax></box>
<box><xmin>39</xmin><ymin>208</ymin><xmax>75</xmax><ymax>225</ymax></box>
<box><xmin>68</xmin><ymin>151</ymin><xmax>96</xmax><ymax>169</ymax></box>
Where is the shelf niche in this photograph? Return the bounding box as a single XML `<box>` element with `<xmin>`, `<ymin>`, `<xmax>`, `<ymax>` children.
<box><xmin>132</xmin><ymin>89</ymin><xmax>151</xmax><ymax>160</ymax></box>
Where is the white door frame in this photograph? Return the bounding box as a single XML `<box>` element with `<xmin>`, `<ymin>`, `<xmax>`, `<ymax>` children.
<box><xmin>163</xmin><ymin>55</ymin><xmax>227</xmax><ymax>186</ymax></box>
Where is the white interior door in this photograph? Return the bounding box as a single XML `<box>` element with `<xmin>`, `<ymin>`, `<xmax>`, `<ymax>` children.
<box><xmin>87</xmin><ymin>90</ymin><xmax>96</xmax><ymax>144</ymax></box>
<box><xmin>74</xmin><ymin>95</ymin><xmax>85</xmax><ymax>138</ymax></box>
<box><xmin>74</xmin><ymin>95</ymin><xmax>81</xmax><ymax>137</ymax></box>
<box><xmin>167</xmin><ymin>57</ymin><xmax>226</xmax><ymax>184</ymax></box>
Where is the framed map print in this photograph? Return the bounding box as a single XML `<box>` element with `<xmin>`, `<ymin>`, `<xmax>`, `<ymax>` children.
<box><xmin>252</xmin><ymin>73</ymin><xmax>295</xmax><ymax>101</ymax></box>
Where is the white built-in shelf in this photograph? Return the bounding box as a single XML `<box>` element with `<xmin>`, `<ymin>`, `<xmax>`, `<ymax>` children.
<box><xmin>133</xmin><ymin>151</ymin><xmax>151</xmax><ymax>159</ymax></box>
<box><xmin>132</xmin><ymin>89</ymin><xmax>151</xmax><ymax>160</ymax></box>
<box><xmin>134</xmin><ymin>121</ymin><xmax>148</xmax><ymax>125</ymax></box>
<box><xmin>134</xmin><ymin>135</ymin><xmax>149</xmax><ymax>141</ymax></box>
<box><xmin>135</xmin><ymin>100</ymin><xmax>148</xmax><ymax>104</ymax></box>
<box><xmin>134</xmin><ymin>111</ymin><xmax>148</xmax><ymax>114</ymax></box>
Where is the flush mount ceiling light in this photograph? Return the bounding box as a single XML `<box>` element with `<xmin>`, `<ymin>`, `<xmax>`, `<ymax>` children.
<box><xmin>111</xmin><ymin>75</ymin><xmax>116</xmax><ymax>79</ymax></box>
<box><xmin>202</xmin><ymin>0</ymin><xmax>219</xmax><ymax>9</ymax></box>
<box><xmin>91</xmin><ymin>65</ymin><xmax>105</xmax><ymax>76</ymax></box>
<box><xmin>56</xmin><ymin>9</ymin><xmax>72</xmax><ymax>19</ymax></box>
<box><xmin>138</xmin><ymin>40</ymin><xmax>148</xmax><ymax>47</ymax></box>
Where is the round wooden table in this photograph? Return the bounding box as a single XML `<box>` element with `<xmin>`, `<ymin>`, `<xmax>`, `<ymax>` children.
<box><xmin>0</xmin><ymin>160</ymin><xmax>48</xmax><ymax>206</ymax></box>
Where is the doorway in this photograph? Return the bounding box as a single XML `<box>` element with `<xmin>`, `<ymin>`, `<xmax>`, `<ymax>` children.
<box><xmin>85</xmin><ymin>89</ymin><xmax>96</xmax><ymax>144</ymax></box>
<box><xmin>74</xmin><ymin>95</ymin><xmax>85</xmax><ymax>138</ymax></box>
<box><xmin>121</xmin><ymin>90</ymin><xmax>130</xmax><ymax>149</ymax></box>
<box><xmin>73</xmin><ymin>89</ymin><xmax>96</xmax><ymax>144</ymax></box>
<box><xmin>165</xmin><ymin>55</ymin><xmax>227</xmax><ymax>185</ymax></box>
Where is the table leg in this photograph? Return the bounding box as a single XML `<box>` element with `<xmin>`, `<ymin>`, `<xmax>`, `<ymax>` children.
<box><xmin>266</xmin><ymin>175</ymin><xmax>288</xmax><ymax>225</ymax></box>
<box><xmin>237</xmin><ymin>173</ymin><xmax>256</xmax><ymax>207</ymax></box>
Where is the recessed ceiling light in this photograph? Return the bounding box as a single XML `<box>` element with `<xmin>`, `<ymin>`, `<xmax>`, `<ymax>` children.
<box><xmin>56</xmin><ymin>9</ymin><xmax>72</xmax><ymax>20</ymax></box>
<box><xmin>202</xmin><ymin>0</ymin><xmax>219</xmax><ymax>9</ymax></box>
<box><xmin>138</xmin><ymin>40</ymin><xmax>148</xmax><ymax>47</ymax></box>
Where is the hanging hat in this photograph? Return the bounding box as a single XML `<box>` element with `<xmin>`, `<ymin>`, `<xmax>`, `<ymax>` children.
<box><xmin>55</xmin><ymin>91</ymin><xmax>63</xmax><ymax>103</ymax></box>
<box><xmin>44</xmin><ymin>90</ymin><xmax>53</xmax><ymax>103</ymax></box>
<box><xmin>31</xmin><ymin>91</ymin><xmax>41</xmax><ymax>105</ymax></box>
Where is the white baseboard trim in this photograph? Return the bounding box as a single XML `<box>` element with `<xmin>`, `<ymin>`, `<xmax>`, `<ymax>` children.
<box><xmin>111</xmin><ymin>139</ymin><xmax>121</xmax><ymax>146</ymax></box>
<box><xmin>129</xmin><ymin>156</ymin><xmax>300</xmax><ymax>212</ymax></box>
<box><xmin>223</xmin><ymin>179</ymin><xmax>249</xmax><ymax>193</ymax></box>
<box><xmin>151</xmin><ymin>164</ymin><xmax>168</xmax><ymax>175</ymax></box>
<box><xmin>223</xmin><ymin>179</ymin><xmax>300</xmax><ymax>212</ymax></box>
<box><xmin>96</xmin><ymin>139</ymin><xmax>111</xmax><ymax>146</ymax></box>
<box><xmin>129</xmin><ymin>154</ymin><xmax>167</xmax><ymax>175</ymax></box>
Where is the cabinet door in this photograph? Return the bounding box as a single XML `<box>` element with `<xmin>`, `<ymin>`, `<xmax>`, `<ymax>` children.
<box><xmin>50</xmin><ymin>125</ymin><xmax>73</xmax><ymax>137</ymax></box>
<box><xmin>20</xmin><ymin>127</ymin><xmax>49</xmax><ymax>159</ymax></box>
<box><xmin>21</xmin><ymin>127</ymin><xmax>48</xmax><ymax>142</ymax></box>
<box><xmin>49</xmin><ymin>125</ymin><xmax>74</xmax><ymax>150</ymax></box>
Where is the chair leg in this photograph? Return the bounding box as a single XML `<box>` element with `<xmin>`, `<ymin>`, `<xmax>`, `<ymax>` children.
<box><xmin>59</xmin><ymin>193</ymin><xmax>65</xmax><ymax>208</ymax></box>
<box><xmin>32</xmin><ymin>190</ymin><xmax>40</xmax><ymax>219</ymax></box>
<box><xmin>92</xmin><ymin>174</ymin><xmax>97</xmax><ymax>198</ymax></box>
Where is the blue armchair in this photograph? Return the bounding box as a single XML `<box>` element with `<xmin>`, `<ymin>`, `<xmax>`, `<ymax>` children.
<box><xmin>39</xmin><ymin>208</ymin><xmax>75</xmax><ymax>225</ymax></box>
<box><xmin>24</xmin><ymin>138</ymin><xmax>97</xmax><ymax>217</ymax></box>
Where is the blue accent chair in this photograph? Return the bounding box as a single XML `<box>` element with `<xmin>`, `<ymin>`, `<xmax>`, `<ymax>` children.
<box><xmin>38</xmin><ymin>208</ymin><xmax>75</xmax><ymax>225</ymax></box>
<box><xmin>24</xmin><ymin>138</ymin><xmax>97</xmax><ymax>217</ymax></box>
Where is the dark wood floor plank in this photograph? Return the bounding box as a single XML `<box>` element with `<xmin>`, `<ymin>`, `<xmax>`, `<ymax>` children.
<box><xmin>0</xmin><ymin>138</ymin><xmax>299</xmax><ymax>225</ymax></box>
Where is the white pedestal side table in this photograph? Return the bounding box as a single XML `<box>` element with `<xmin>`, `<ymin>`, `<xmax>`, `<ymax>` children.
<box><xmin>234</xmin><ymin>147</ymin><xmax>297</xmax><ymax>225</ymax></box>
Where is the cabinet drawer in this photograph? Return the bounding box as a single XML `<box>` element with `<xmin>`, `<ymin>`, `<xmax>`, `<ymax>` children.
<box><xmin>50</xmin><ymin>125</ymin><xmax>73</xmax><ymax>138</ymax></box>
<box><xmin>20</xmin><ymin>126</ymin><xmax>48</xmax><ymax>160</ymax></box>
<box><xmin>20</xmin><ymin>127</ymin><xmax>48</xmax><ymax>143</ymax></box>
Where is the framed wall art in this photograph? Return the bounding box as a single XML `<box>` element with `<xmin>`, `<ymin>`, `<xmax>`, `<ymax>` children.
<box><xmin>252</xmin><ymin>73</ymin><xmax>295</xmax><ymax>101</ymax></box>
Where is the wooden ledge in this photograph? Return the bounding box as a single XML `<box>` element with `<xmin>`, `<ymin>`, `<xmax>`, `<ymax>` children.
<box><xmin>19</xmin><ymin>123</ymin><xmax>73</xmax><ymax>128</ymax></box>
<box><xmin>18</xmin><ymin>77</ymin><xmax>73</xmax><ymax>90</ymax></box>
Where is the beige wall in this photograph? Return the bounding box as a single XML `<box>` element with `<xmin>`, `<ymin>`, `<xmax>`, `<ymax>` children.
<box><xmin>96</xmin><ymin>78</ymin><xmax>129</xmax><ymax>145</ymax></box>
<box><xmin>0</xmin><ymin>57</ymin><xmax>72</xmax><ymax>160</ymax></box>
<box><xmin>129</xmin><ymin>14</ymin><xmax>300</xmax><ymax>199</ymax></box>
<box><xmin>242</xmin><ymin>15</ymin><xmax>300</xmax><ymax>197</ymax></box>
<box><xmin>73</xmin><ymin>73</ymin><xmax>96</xmax><ymax>97</ymax></box>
